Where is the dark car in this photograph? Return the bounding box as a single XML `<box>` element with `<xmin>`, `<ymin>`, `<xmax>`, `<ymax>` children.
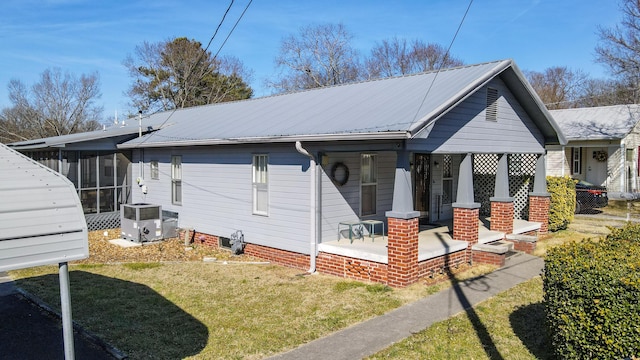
<box><xmin>575</xmin><ymin>180</ymin><xmax>608</xmax><ymax>213</ymax></box>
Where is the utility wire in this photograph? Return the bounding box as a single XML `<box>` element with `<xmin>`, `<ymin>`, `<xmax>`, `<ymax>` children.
<box><xmin>134</xmin><ymin>0</ymin><xmax>252</xmax><ymax>148</ymax></box>
<box><xmin>410</xmin><ymin>0</ymin><xmax>474</xmax><ymax>127</ymax></box>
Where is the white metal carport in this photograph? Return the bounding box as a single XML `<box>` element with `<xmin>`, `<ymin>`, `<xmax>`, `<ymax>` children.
<box><xmin>0</xmin><ymin>143</ymin><xmax>88</xmax><ymax>359</ymax></box>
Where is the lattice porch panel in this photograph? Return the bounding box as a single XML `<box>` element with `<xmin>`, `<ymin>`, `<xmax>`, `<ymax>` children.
<box><xmin>472</xmin><ymin>154</ymin><xmax>538</xmax><ymax>219</ymax></box>
<box><xmin>85</xmin><ymin>211</ymin><xmax>121</xmax><ymax>231</ymax></box>
<box><xmin>473</xmin><ymin>154</ymin><xmax>498</xmax><ymax>216</ymax></box>
<box><xmin>508</xmin><ymin>154</ymin><xmax>537</xmax><ymax>219</ymax></box>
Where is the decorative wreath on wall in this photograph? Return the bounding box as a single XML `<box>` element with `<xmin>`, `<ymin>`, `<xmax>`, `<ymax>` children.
<box><xmin>330</xmin><ymin>162</ymin><xmax>349</xmax><ymax>186</ymax></box>
<box><xmin>593</xmin><ymin>150</ymin><xmax>608</xmax><ymax>162</ymax></box>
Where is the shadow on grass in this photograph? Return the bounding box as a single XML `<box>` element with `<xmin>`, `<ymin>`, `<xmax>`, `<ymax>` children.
<box><xmin>16</xmin><ymin>271</ymin><xmax>208</xmax><ymax>359</ymax></box>
<box><xmin>509</xmin><ymin>301</ymin><xmax>554</xmax><ymax>360</ymax></box>
<box><xmin>435</xmin><ymin>229</ymin><xmax>504</xmax><ymax>360</ymax></box>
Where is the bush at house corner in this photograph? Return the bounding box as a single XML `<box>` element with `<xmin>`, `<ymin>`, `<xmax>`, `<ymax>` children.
<box><xmin>546</xmin><ymin>176</ymin><xmax>576</xmax><ymax>232</ymax></box>
<box><xmin>543</xmin><ymin>222</ymin><xmax>640</xmax><ymax>359</ymax></box>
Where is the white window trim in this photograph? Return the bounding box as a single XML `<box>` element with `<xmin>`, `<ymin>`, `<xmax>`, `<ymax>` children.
<box><xmin>150</xmin><ymin>160</ymin><xmax>159</xmax><ymax>180</ymax></box>
<box><xmin>252</xmin><ymin>154</ymin><xmax>269</xmax><ymax>216</ymax></box>
<box><xmin>572</xmin><ymin>147</ymin><xmax>582</xmax><ymax>175</ymax></box>
<box><xmin>171</xmin><ymin>155</ymin><xmax>182</xmax><ymax>205</ymax></box>
<box><xmin>360</xmin><ymin>154</ymin><xmax>378</xmax><ymax>216</ymax></box>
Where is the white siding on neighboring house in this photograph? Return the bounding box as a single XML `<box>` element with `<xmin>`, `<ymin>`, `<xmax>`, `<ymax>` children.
<box><xmin>413</xmin><ymin>79</ymin><xmax>545</xmax><ymax>154</ymax></box>
<box><xmin>545</xmin><ymin>146</ymin><xmax>566</xmax><ymax>177</ymax></box>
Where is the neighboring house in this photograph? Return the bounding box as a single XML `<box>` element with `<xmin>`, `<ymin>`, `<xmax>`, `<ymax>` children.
<box><xmin>10</xmin><ymin>60</ymin><xmax>565</xmax><ymax>287</ymax></box>
<box><xmin>9</xmin><ymin>119</ymin><xmax>168</xmax><ymax>230</ymax></box>
<box><xmin>547</xmin><ymin>104</ymin><xmax>640</xmax><ymax>195</ymax></box>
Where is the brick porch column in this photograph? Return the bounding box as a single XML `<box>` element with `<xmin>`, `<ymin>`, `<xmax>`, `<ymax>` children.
<box><xmin>453</xmin><ymin>153</ymin><xmax>481</xmax><ymax>262</ymax></box>
<box><xmin>490</xmin><ymin>201</ymin><xmax>514</xmax><ymax>234</ymax></box>
<box><xmin>453</xmin><ymin>207</ymin><xmax>480</xmax><ymax>247</ymax></box>
<box><xmin>490</xmin><ymin>154</ymin><xmax>514</xmax><ymax>235</ymax></box>
<box><xmin>387</xmin><ymin>216</ymin><xmax>419</xmax><ymax>288</ymax></box>
<box><xmin>529</xmin><ymin>154</ymin><xmax>550</xmax><ymax>234</ymax></box>
<box><xmin>528</xmin><ymin>195</ymin><xmax>550</xmax><ymax>234</ymax></box>
<box><xmin>386</xmin><ymin>149</ymin><xmax>421</xmax><ymax>288</ymax></box>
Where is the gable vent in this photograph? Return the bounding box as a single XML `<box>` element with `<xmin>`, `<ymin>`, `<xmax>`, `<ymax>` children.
<box><xmin>486</xmin><ymin>87</ymin><xmax>499</xmax><ymax>121</ymax></box>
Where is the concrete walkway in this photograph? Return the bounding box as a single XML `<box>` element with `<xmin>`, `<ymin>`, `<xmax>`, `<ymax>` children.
<box><xmin>268</xmin><ymin>252</ymin><xmax>544</xmax><ymax>360</ymax></box>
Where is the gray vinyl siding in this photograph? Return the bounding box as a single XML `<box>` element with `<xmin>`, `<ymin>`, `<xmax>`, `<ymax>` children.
<box><xmin>319</xmin><ymin>151</ymin><xmax>395</xmax><ymax>243</ymax></box>
<box><xmin>133</xmin><ymin>145</ymin><xmax>312</xmax><ymax>254</ymax></box>
<box><xmin>413</xmin><ymin>78</ymin><xmax>546</xmax><ymax>154</ymax></box>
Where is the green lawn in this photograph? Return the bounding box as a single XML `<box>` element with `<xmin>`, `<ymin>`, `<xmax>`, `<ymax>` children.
<box><xmin>367</xmin><ymin>277</ymin><xmax>552</xmax><ymax>359</ymax></box>
<box><xmin>9</xmin><ymin>213</ymin><xmax>621</xmax><ymax>359</ymax></box>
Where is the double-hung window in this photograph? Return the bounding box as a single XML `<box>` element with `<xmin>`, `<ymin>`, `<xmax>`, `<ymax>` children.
<box><xmin>171</xmin><ymin>156</ymin><xmax>182</xmax><ymax>205</ymax></box>
<box><xmin>361</xmin><ymin>154</ymin><xmax>377</xmax><ymax>216</ymax></box>
<box><xmin>571</xmin><ymin>147</ymin><xmax>582</xmax><ymax>174</ymax></box>
<box><xmin>253</xmin><ymin>154</ymin><xmax>268</xmax><ymax>215</ymax></box>
<box><xmin>150</xmin><ymin>160</ymin><xmax>159</xmax><ymax>180</ymax></box>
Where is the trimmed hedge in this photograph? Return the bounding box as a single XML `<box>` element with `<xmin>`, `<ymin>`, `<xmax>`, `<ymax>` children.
<box><xmin>544</xmin><ymin>222</ymin><xmax>640</xmax><ymax>359</ymax></box>
<box><xmin>547</xmin><ymin>176</ymin><xmax>576</xmax><ymax>232</ymax></box>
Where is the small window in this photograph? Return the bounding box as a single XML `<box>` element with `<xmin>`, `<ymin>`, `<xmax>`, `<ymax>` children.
<box><xmin>626</xmin><ymin>148</ymin><xmax>634</xmax><ymax>162</ymax></box>
<box><xmin>150</xmin><ymin>160</ymin><xmax>159</xmax><ymax>180</ymax></box>
<box><xmin>361</xmin><ymin>154</ymin><xmax>377</xmax><ymax>216</ymax></box>
<box><xmin>571</xmin><ymin>147</ymin><xmax>582</xmax><ymax>174</ymax></box>
<box><xmin>253</xmin><ymin>154</ymin><xmax>268</xmax><ymax>215</ymax></box>
<box><xmin>171</xmin><ymin>156</ymin><xmax>182</xmax><ymax>205</ymax></box>
<box><xmin>486</xmin><ymin>87</ymin><xmax>499</xmax><ymax>121</ymax></box>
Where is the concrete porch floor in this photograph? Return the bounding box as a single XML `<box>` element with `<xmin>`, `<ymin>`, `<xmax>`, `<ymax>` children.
<box><xmin>318</xmin><ymin>217</ymin><xmax>541</xmax><ymax>264</ymax></box>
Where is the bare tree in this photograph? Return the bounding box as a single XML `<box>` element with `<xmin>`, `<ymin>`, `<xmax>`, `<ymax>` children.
<box><xmin>525</xmin><ymin>67</ymin><xmax>589</xmax><ymax>109</ymax></box>
<box><xmin>365</xmin><ymin>38</ymin><xmax>463</xmax><ymax>79</ymax></box>
<box><xmin>0</xmin><ymin>68</ymin><xmax>102</xmax><ymax>143</ymax></box>
<box><xmin>270</xmin><ymin>23</ymin><xmax>362</xmax><ymax>92</ymax></box>
<box><xmin>595</xmin><ymin>0</ymin><xmax>640</xmax><ymax>102</ymax></box>
<box><xmin>124</xmin><ymin>37</ymin><xmax>253</xmax><ymax>113</ymax></box>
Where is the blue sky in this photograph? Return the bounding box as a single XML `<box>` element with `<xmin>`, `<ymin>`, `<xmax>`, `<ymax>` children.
<box><xmin>0</xmin><ymin>0</ymin><xmax>623</xmax><ymax>123</ymax></box>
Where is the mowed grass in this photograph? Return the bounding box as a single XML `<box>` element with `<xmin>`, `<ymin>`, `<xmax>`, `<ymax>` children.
<box><xmin>367</xmin><ymin>277</ymin><xmax>551</xmax><ymax>360</ymax></box>
<box><xmin>367</xmin><ymin>212</ymin><xmax>630</xmax><ymax>359</ymax></box>
<box><xmin>9</xmin><ymin>211</ymin><xmax>627</xmax><ymax>359</ymax></box>
<box><xmin>11</xmin><ymin>262</ymin><xmax>431</xmax><ymax>359</ymax></box>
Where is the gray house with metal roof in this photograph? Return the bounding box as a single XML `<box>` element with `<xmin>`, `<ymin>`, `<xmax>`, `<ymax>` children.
<box><xmin>9</xmin><ymin>59</ymin><xmax>565</xmax><ymax>287</ymax></box>
<box><xmin>547</xmin><ymin>104</ymin><xmax>640</xmax><ymax>195</ymax></box>
<box><xmin>9</xmin><ymin>118</ymin><xmax>168</xmax><ymax>229</ymax></box>
<box><xmin>116</xmin><ymin>59</ymin><xmax>564</xmax><ymax>286</ymax></box>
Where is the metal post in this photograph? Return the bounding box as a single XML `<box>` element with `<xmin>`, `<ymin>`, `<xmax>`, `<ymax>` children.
<box><xmin>59</xmin><ymin>262</ymin><xmax>75</xmax><ymax>360</ymax></box>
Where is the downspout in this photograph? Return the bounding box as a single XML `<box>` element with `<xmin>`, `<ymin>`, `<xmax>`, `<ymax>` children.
<box><xmin>295</xmin><ymin>141</ymin><xmax>318</xmax><ymax>273</ymax></box>
<box><xmin>560</xmin><ymin>146</ymin><xmax>565</xmax><ymax>177</ymax></box>
<box><xmin>621</xmin><ymin>141</ymin><xmax>626</xmax><ymax>192</ymax></box>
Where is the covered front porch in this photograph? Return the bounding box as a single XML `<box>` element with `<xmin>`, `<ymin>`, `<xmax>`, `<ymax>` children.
<box><xmin>318</xmin><ymin>217</ymin><xmax>540</xmax><ymax>264</ymax></box>
<box><xmin>316</xmin><ymin>151</ymin><xmax>550</xmax><ymax>288</ymax></box>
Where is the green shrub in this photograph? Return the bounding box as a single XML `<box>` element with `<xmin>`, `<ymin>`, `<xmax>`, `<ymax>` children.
<box><xmin>546</xmin><ymin>176</ymin><xmax>575</xmax><ymax>232</ymax></box>
<box><xmin>544</xmin><ymin>223</ymin><xmax>640</xmax><ymax>359</ymax></box>
<box><xmin>606</xmin><ymin>222</ymin><xmax>640</xmax><ymax>242</ymax></box>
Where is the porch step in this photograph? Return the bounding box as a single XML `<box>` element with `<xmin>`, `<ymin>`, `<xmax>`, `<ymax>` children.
<box><xmin>506</xmin><ymin>234</ymin><xmax>538</xmax><ymax>242</ymax></box>
<box><xmin>471</xmin><ymin>240</ymin><xmax>514</xmax><ymax>254</ymax></box>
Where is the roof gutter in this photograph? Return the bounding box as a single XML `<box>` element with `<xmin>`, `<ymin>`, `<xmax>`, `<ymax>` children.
<box><xmin>295</xmin><ymin>141</ymin><xmax>318</xmax><ymax>274</ymax></box>
<box><xmin>118</xmin><ymin>131</ymin><xmax>410</xmax><ymax>149</ymax></box>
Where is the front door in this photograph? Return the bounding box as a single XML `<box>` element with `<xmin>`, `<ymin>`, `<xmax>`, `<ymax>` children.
<box><xmin>586</xmin><ymin>147</ymin><xmax>608</xmax><ymax>186</ymax></box>
<box><xmin>413</xmin><ymin>154</ymin><xmax>430</xmax><ymax>218</ymax></box>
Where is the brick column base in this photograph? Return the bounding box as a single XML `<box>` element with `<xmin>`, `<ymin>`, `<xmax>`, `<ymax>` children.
<box><xmin>490</xmin><ymin>201</ymin><xmax>514</xmax><ymax>235</ymax></box>
<box><xmin>387</xmin><ymin>217</ymin><xmax>419</xmax><ymax>288</ymax></box>
<box><xmin>453</xmin><ymin>207</ymin><xmax>480</xmax><ymax>263</ymax></box>
<box><xmin>529</xmin><ymin>195</ymin><xmax>550</xmax><ymax>234</ymax></box>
